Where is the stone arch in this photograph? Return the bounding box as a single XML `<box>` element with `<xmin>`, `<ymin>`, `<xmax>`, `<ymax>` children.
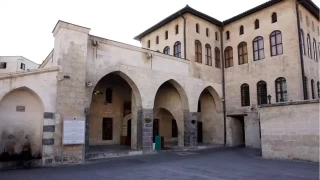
<box><xmin>196</xmin><ymin>86</ymin><xmax>222</xmax><ymax>112</ymax></box>
<box><xmin>0</xmin><ymin>86</ymin><xmax>44</xmax><ymax>161</ymax></box>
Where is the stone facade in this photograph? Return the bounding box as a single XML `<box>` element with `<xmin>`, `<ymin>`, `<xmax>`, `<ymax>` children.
<box><xmin>260</xmin><ymin>100</ymin><xmax>319</xmax><ymax>162</ymax></box>
<box><xmin>0</xmin><ymin>56</ymin><xmax>39</xmax><ymax>73</ymax></box>
<box><xmin>0</xmin><ymin>1</ymin><xmax>319</xmax><ymax>165</ymax></box>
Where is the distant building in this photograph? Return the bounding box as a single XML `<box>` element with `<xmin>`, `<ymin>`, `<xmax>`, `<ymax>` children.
<box><xmin>0</xmin><ymin>56</ymin><xmax>39</xmax><ymax>73</ymax></box>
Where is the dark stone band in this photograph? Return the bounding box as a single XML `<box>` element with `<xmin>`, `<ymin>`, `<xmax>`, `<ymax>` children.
<box><xmin>43</xmin><ymin>125</ymin><xmax>55</xmax><ymax>132</ymax></box>
<box><xmin>44</xmin><ymin>112</ymin><xmax>55</xmax><ymax>119</ymax></box>
<box><xmin>42</xmin><ymin>138</ymin><xmax>54</xmax><ymax>145</ymax></box>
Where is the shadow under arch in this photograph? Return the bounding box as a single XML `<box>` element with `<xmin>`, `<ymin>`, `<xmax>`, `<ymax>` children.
<box><xmin>153</xmin><ymin>79</ymin><xmax>189</xmax><ymax>111</ymax></box>
<box><xmin>197</xmin><ymin>86</ymin><xmax>222</xmax><ymax>112</ymax></box>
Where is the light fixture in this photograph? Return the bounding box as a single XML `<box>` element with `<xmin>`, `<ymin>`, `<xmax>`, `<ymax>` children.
<box><xmin>93</xmin><ymin>90</ymin><xmax>103</xmax><ymax>95</ymax></box>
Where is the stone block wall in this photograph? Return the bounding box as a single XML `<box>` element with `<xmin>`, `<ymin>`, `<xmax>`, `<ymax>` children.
<box><xmin>260</xmin><ymin>100</ymin><xmax>319</xmax><ymax>162</ymax></box>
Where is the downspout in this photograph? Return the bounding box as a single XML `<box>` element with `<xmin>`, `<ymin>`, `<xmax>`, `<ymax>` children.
<box><xmin>220</xmin><ymin>25</ymin><xmax>226</xmax><ymax>146</ymax></box>
<box><xmin>179</xmin><ymin>12</ymin><xmax>187</xmax><ymax>60</ymax></box>
<box><xmin>296</xmin><ymin>0</ymin><xmax>307</xmax><ymax>99</ymax></box>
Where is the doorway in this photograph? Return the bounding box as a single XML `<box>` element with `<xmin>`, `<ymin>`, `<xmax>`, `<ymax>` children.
<box><xmin>233</xmin><ymin>116</ymin><xmax>245</xmax><ymax>147</ymax></box>
<box><xmin>197</xmin><ymin>122</ymin><xmax>203</xmax><ymax>143</ymax></box>
<box><xmin>127</xmin><ymin>119</ymin><xmax>131</xmax><ymax>146</ymax></box>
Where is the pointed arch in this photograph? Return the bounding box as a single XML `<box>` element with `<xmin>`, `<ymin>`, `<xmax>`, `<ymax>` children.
<box><xmin>239</xmin><ymin>25</ymin><xmax>244</xmax><ymax>35</ymax></box>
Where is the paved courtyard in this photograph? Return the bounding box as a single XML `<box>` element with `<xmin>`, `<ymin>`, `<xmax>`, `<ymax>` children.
<box><xmin>1</xmin><ymin>147</ymin><xmax>318</xmax><ymax>180</ymax></box>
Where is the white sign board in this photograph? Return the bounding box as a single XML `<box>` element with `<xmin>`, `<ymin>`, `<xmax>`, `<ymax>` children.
<box><xmin>63</xmin><ymin>119</ymin><xmax>85</xmax><ymax>145</ymax></box>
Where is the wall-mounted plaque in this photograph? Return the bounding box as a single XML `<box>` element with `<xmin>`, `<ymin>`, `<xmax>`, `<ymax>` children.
<box><xmin>16</xmin><ymin>105</ymin><xmax>25</xmax><ymax>112</ymax></box>
<box><xmin>63</xmin><ymin>119</ymin><xmax>85</xmax><ymax>145</ymax></box>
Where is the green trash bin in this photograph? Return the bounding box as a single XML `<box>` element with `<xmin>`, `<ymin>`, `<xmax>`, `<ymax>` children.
<box><xmin>155</xmin><ymin>136</ymin><xmax>162</xmax><ymax>150</ymax></box>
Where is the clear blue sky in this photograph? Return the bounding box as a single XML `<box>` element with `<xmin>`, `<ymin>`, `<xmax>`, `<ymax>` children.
<box><xmin>0</xmin><ymin>0</ymin><xmax>319</xmax><ymax>63</ymax></box>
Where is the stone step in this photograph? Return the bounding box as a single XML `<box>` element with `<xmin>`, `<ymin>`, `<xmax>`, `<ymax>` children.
<box><xmin>85</xmin><ymin>150</ymin><xmax>146</xmax><ymax>160</ymax></box>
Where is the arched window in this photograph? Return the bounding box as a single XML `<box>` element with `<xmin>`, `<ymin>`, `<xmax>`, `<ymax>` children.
<box><xmin>165</xmin><ymin>30</ymin><xmax>168</xmax><ymax>40</ymax></box>
<box><xmin>312</xmin><ymin>21</ymin><xmax>315</xmax><ymax>32</ymax></box>
<box><xmin>307</xmin><ymin>34</ymin><xmax>312</xmax><ymax>58</ymax></box>
<box><xmin>163</xmin><ymin>46</ymin><xmax>170</xmax><ymax>55</ymax></box>
<box><xmin>174</xmin><ymin>41</ymin><xmax>181</xmax><ymax>58</ymax></box>
<box><xmin>270</xmin><ymin>30</ymin><xmax>283</xmax><ymax>56</ymax></box>
<box><xmin>239</xmin><ymin>25</ymin><xmax>244</xmax><ymax>35</ymax></box>
<box><xmin>226</xmin><ymin>31</ymin><xmax>230</xmax><ymax>40</ymax></box>
<box><xmin>224</xmin><ymin>46</ymin><xmax>233</xmax><ymax>68</ymax></box>
<box><xmin>271</xmin><ymin>12</ymin><xmax>277</xmax><ymax>23</ymax></box>
<box><xmin>241</xmin><ymin>84</ymin><xmax>250</xmax><ymax>106</ymax></box>
<box><xmin>311</xmin><ymin>79</ymin><xmax>315</xmax><ymax>99</ymax></box>
<box><xmin>195</xmin><ymin>40</ymin><xmax>202</xmax><ymax>63</ymax></box>
<box><xmin>317</xmin><ymin>81</ymin><xmax>320</xmax><ymax>98</ymax></box>
<box><xmin>206</xmin><ymin>28</ymin><xmax>209</xmax><ymax>37</ymax></box>
<box><xmin>215</xmin><ymin>47</ymin><xmax>221</xmax><ymax>68</ymax></box>
<box><xmin>306</xmin><ymin>16</ymin><xmax>309</xmax><ymax>26</ymax></box>
<box><xmin>106</xmin><ymin>88</ymin><xmax>113</xmax><ymax>103</ymax></box>
<box><xmin>257</xmin><ymin>81</ymin><xmax>267</xmax><ymax>105</ymax></box>
<box><xmin>253</xmin><ymin>36</ymin><xmax>265</xmax><ymax>61</ymax></box>
<box><xmin>238</xmin><ymin>42</ymin><xmax>248</xmax><ymax>65</ymax></box>
<box><xmin>299</xmin><ymin>10</ymin><xmax>302</xmax><ymax>22</ymax></box>
<box><xmin>156</xmin><ymin>36</ymin><xmax>159</xmax><ymax>44</ymax></box>
<box><xmin>254</xmin><ymin>19</ymin><xmax>259</xmax><ymax>30</ymax></box>
<box><xmin>205</xmin><ymin>44</ymin><xmax>212</xmax><ymax>66</ymax></box>
<box><xmin>305</xmin><ymin>76</ymin><xmax>309</xmax><ymax>99</ymax></box>
<box><xmin>313</xmin><ymin>39</ymin><xmax>318</xmax><ymax>61</ymax></box>
<box><xmin>215</xmin><ymin>32</ymin><xmax>219</xmax><ymax>41</ymax></box>
<box><xmin>147</xmin><ymin>40</ymin><xmax>150</xmax><ymax>48</ymax></box>
<box><xmin>196</xmin><ymin>23</ymin><xmax>200</xmax><ymax>33</ymax></box>
<box><xmin>301</xmin><ymin>29</ymin><xmax>305</xmax><ymax>55</ymax></box>
<box><xmin>275</xmin><ymin>77</ymin><xmax>287</xmax><ymax>102</ymax></box>
<box><xmin>175</xmin><ymin>25</ymin><xmax>179</xmax><ymax>34</ymax></box>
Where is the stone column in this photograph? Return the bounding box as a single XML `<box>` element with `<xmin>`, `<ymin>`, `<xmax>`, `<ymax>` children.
<box><xmin>137</xmin><ymin>108</ymin><xmax>153</xmax><ymax>152</ymax></box>
<box><xmin>184</xmin><ymin>111</ymin><xmax>197</xmax><ymax>147</ymax></box>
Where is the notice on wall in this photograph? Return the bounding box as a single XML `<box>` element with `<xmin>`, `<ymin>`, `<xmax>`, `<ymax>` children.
<box><xmin>63</xmin><ymin>119</ymin><xmax>85</xmax><ymax>145</ymax></box>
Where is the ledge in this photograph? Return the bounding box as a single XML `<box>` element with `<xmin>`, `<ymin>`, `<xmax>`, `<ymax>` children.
<box><xmin>259</xmin><ymin>99</ymin><xmax>319</xmax><ymax>108</ymax></box>
<box><xmin>0</xmin><ymin>67</ymin><xmax>59</xmax><ymax>80</ymax></box>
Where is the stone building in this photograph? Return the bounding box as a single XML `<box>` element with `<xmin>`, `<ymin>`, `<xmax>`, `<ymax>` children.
<box><xmin>0</xmin><ymin>0</ymin><xmax>319</xmax><ymax>165</ymax></box>
<box><xmin>0</xmin><ymin>56</ymin><xmax>39</xmax><ymax>73</ymax></box>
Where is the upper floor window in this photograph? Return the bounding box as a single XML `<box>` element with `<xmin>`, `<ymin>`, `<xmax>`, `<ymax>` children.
<box><xmin>257</xmin><ymin>81</ymin><xmax>267</xmax><ymax>105</ymax></box>
<box><xmin>106</xmin><ymin>88</ymin><xmax>113</xmax><ymax>103</ymax></box>
<box><xmin>299</xmin><ymin>10</ymin><xmax>302</xmax><ymax>22</ymax></box>
<box><xmin>196</xmin><ymin>23</ymin><xmax>200</xmax><ymax>33</ymax></box>
<box><xmin>305</xmin><ymin>76</ymin><xmax>309</xmax><ymax>99</ymax></box>
<box><xmin>206</xmin><ymin>28</ymin><xmax>209</xmax><ymax>37</ymax></box>
<box><xmin>311</xmin><ymin>79</ymin><xmax>315</xmax><ymax>99</ymax></box>
<box><xmin>174</xmin><ymin>41</ymin><xmax>181</xmax><ymax>58</ymax></box>
<box><xmin>271</xmin><ymin>12</ymin><xmax>277</xmax><ymax>23</ymax></box>
<box><xmin>313</xmin><ymin>39</ymin><xmax>318</xmax><ymax>61</ymax></box>
<box><xmin>224</xmin><ymin>46</ymin><xmax>233</xmax><ymax>68</ymax></box>
<box><xmin>175</xmin><ymin>25</ymin><xmax>179</xmax><ymax>34</ymax></box>
<box><xmin>0</xmin><ymin>62</ymin><xmax>7</xmax><ymax>69</ymax></box>
<box><xmin>275</xmin><ymin>77</ymin><xmax>287</xmax><ymax>102</ymax></box>
<box><xmin>254</xmin><ymin>19</ymin><xmax>259</xmax><ymax>30</ymax></box>
<box><xmin>317</xmin><ymin>81</ymin><xmax>320</xmax><ymax>98</ymax></box>
<box><xmin>156</xmin><ymin>36</ymin><xmax>159</xmax><ymax>44</ymax></box>
<box><xmin>215</xmin><ymin>47</ymin><xmax>221</xmax><ymax>68</ymax></box>
<box><xmin>239</xmin><ymin>25</ymin><xmax>244</xmax><ymax>35</ymax></box>
<box><xmin>205</xmin><ymin>44</ymin><xmax>212</xmax><ymax>66</ymax></box>
<box><xmin>163</xmin><ymin>46</ymin><xmax>170</xmax><ymax>55</ymax></box>
<box><xmin>238</xmin><ymin>42</ymin><xmax>248</xmax><ymax>65</ymax></box>
<box><xmin>306</xmin><ymin>16</ymin><xmax>309</xmax><ymax>27</ymax></box>
<box><xmin>226</xmin><ymin>31</ymin><xmax>230</xmax><ymax>40</ymax></box>
<box><xmin>20</xmin><ymin>63</ymin><xmax>25</xmax><ymax>70</ymax></box>
<box><xmin>312</xmin><ymin>21</ymin><xmax>315</xmax><ymax>32</ymax></box>
<box><xmin>270</xmin><ymin>30</ymin><xmax>283</xmax><ymax>56</ymax></box>
<box><xmin>253</xmin><ymin>36</ymin><xmax>265</xmax><ymax>60</ymax></box>
<box><xmin>241</xmin><ymin>83</ymin><xmax>250</xmax><ymax>106</ymax></box>
<box><xmin>307</xmin><ymin>34</ymin><xmax>312</xmax><ymax>58</ymax></box>
<box><xmin>147</xmin><ymin>40</ymin><xmax>150</xmax><ymax>48</ymax></box>
<box><xmin>195</xmin><ymin>40</ymin><xmax>202</xmax><ymax>63</ymax></box>
<box><xmin>215</xmin><ymin>32</ymin><xmax>219</xmax><ymax>41</ymax></box>
<box><xmin>165</xmin><ymin>31</ymin><xmax>168</xmax><ymax>40</ymax></box>
<box><xmin>301</xmin><ymin>29</ymin><xmax>306</xmax><ymax>55</ymax></box>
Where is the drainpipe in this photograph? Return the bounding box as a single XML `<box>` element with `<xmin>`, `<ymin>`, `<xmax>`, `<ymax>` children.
<box><xmin>220</xmin><ymin>25</ymin><xmax>227</xmax><ymax>146</ymax></box>
<box><xmin>179</xmin><ymin>12</ymin><xmax>187</xmax><ymax>60</ymax></box>
<box><xmin>296</xmin><ymin>0</ymin><xmax>307</xmax><ymax>99</ymax></box>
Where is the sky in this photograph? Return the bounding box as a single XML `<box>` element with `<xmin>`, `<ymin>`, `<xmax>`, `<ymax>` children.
<box><xmin>0</xmin><ymin>0</ymin><xmax>319</xmax><ymax>64</ymax></box>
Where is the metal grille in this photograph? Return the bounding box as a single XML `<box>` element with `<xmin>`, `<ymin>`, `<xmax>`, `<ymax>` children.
<box><xmin>205</xmin><ymin>44</ymin><xmax>212</xmax><ymax>66</ymax></box>
<box><xmin>195</xmin><ymin>40</ymin><xmax>202</xmax><ymax>63</ymax></box>
<box><xmin>311</xmin><ymin>79</ymin><xmax>315</xmax><ymax>99</ymax></box>
<box><xmin>253</xmin><ymin>36</ymin><xmax>264</xmax><ymax>60</ymax></box>
<box><xmin>305</xmin><ymin>76</ymin><xmax>309</xmax><ymax>99</ymax></box>
<box><xmin>241</xmin><ymin>84</ymin><xmax>250</xmax><ymax>106</ymax></box>
<box><xmin>163</xmin><ymin>46</ymin><xmax>170</xmax><ymax>55</ymax></box>
<box><xmin>174</xmin><ymin>41</ymin><xmax>181</xmax><ymax>58</ymax></box>
<box><xmin>275</xmin><ymin>77</ymin><xmax>287</xmax><ymax>102</ymax></box>
<box><xmin>238</xmin><ymin>42</ymin><xmax>248</xmax><ymax>64</ymax></box>
<box><xmin>270</xmin><ymin>30</ymin><xmax>283</xmax><ymax>56</ymax></box>
<box><xmin>215</xmin><ymin>48</ymin><xmax>221</xmax><ymax>68</ymax></box>
<box><xmin>257</xmin><ymin>81</ymin><xmax>267</xmax><ymax>105</ymax></box>
<box><xmin>224</xmin><ymin>47</ymin><xmax>233</xmax><ymax>68</ymax></box>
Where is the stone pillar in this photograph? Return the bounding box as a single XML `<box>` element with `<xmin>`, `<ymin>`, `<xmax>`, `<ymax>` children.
<box><xmin>184</xmin><ymin>111</ymin><xmax>197</xmax><ymax>147</ymax></box>
<box><xmin>137</xmin><ymin>108</ymin><xmax>153</xmax><ymax>152</ymax></box>
<box><xmin>42</xmin><ymin>112</ymin><xmax>56</xmax><ymax>165</ymax></box>
<box><xmin>52</xmin><ymin>21</ymin><xmax>90</xmax><ymax>163</ymax></box>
